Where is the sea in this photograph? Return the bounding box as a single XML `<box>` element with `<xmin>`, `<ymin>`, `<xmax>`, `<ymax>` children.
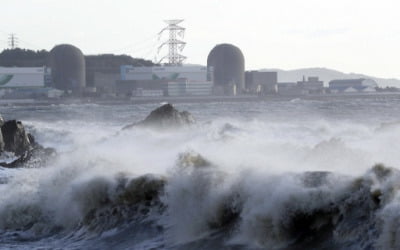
<box><xmin>1</xmin><ymin>94</ymin><xmax>400</xmax><ymax>249</ymax></box>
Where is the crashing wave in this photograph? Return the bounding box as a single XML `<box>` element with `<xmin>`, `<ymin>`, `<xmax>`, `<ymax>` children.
<box><xmin>1</xmin><ymin>150</ymin><xmax>400</xmax><ymax>249</ymax></box>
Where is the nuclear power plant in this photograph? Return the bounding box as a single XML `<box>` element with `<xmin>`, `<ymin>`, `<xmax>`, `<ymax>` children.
<box><xmin>0</xmin><ymin>20</ymin><xmax>382</xmax><ymax>101</ymax></box>
<box><xmin>0</xmin><ymin>20</ymin><xmax>252</xmax><ymax>100</ymax></box>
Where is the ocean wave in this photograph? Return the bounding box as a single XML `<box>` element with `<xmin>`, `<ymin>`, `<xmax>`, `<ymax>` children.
<box><xmin>1</xmin><ymin>150</ymin><xmax>400</xmax><ymax>249</ymax></box>
<box><xmin>2</xmin><ymin>101</ymin><xmax>400</xmax><ymax>249</ymax></box>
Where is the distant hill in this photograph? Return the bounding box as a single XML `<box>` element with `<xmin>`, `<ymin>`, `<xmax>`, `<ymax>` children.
<box><xmin>260</xmin><ymin>67</ymin><xmax>400</xmax><ymax>87</ymax></box>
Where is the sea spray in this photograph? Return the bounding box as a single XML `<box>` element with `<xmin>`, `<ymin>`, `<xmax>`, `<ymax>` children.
<box><xmin>1</xmin><ymin>98</ymin><xmax>400</xmax><ymax>249</ymax></box>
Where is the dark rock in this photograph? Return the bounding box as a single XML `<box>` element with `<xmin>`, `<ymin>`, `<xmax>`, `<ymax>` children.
<box><xmin>0</xmin><ymin>115</ymin><xmax>4</xmax><ymax>152</ymax></box>
<box><xmin>0</xmin><ymin>144</ymin><xmax>56</xmax><ymax>168</ymax></box>
<box><xmin>123</xmin><ymin>103</ymin><xmax>195</xmax><ymax>129</ymax></box>
<box><xmin>1</xmin><ymin>120</ymin><xmax>32</xmax><ymax>156</ymax></box>
<box><xmin>0</xmin><ymin>120</ymin><xmax>56</xmax><ymax>168</ymax></box>
<box><xmin>300</xmin><ymin>171</ymin><xmax>333</xmax><ymax>188</ymax></box>
<box><xmin>0</xmin><ymin>129</ymin><xmax>4</xmax><ymax>153</ymax></box>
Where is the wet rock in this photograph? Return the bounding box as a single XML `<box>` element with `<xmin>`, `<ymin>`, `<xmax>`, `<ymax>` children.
<box><xmin>0</xmin><ymin>120</ymin><xmax>56</xmax><ymax>168</ymax></box>
<box><xmin>117</xmin><ymin>174</ymin><xmax>166</xmax><ymax>205</ymax></box>
<box><xmin>0</xmin><ymin>128</ymin><xmax>4</xmax><ymax>152</ymax></box>
<box><xmin>300</xmin><ymin>171</ymin><xmax>333</xmax><ymax>188</ymax></box>
<box><xmin>123</xmin><ymin>103</ymin><xmax>195</xmax><ymax>129</ymax></box>
<box><xmin>177</xmin><ymin>151</ymin><xmax>212</xmax><ymax>169</ymax></box>
<box><xmin>1</xmin><ymin>120</ymin><xmax>32</xmax><ymax>156</ymax></box>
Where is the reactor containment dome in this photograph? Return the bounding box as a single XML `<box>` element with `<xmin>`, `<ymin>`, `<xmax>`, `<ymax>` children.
<box><xmin>49</xmin><ymin>44</ymin><xmax>86</xmax><ymax>93</ymax></box>
<box><xmin>207</xmin><ymin>43</ymin><xmax>245</xmax><ymax>94</ymax></box>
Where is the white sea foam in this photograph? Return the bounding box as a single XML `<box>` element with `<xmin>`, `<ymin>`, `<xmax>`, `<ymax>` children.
<box><xmin>0</xmin><ymin>99</ymin><xmax>400</xmax><ymax>249</ymax></box>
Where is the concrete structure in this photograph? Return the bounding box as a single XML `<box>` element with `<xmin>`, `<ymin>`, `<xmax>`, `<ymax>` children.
<box><xmin>116</xmin><ymin>79</ymin><xmax>167</xmax><ymax>97</ymax></box>
<box><xmin>167</xmin><ymin>82</ymin><xmax>186</xmax><ymax>96</ymax></box>
<box><xmin>186</xmin><ymin>81</ymin><xmax>213</xmax><ymax>96</ymax></box>
<box><xmin>297</xmin><ymin>76</ymin><xmax>324</xmax><ymax>94</ymax></box>
<box><xmin>277</xmin><ymin>82</ymin><xmax>306</xmax><ymax>95</ymax></box>
<box><xmin>49</xmin><ymin>44</ymin><xmax>86</xmax><ymax>93</ymax></box>
<box><xmin>245</xmin><ymin>71</ymin><xmax>277</xmax><ymax>94</ymax></box>
<box><xmin>329</xmin><ymin>79</ymin><xmax>378</xmax><ymax>93</ymax></box>
<box><xmin>0</xmin><ymin>67</ymin><xmax>63</xmax><ymax>99</ymax></box>
<box><xmin>0</xmin><ymin>87</ymin><xmax>63</xmax><ymax>99</ymax></box>
<box><xmin>167</xmin><ymin>81</ymin><xmax>213</xmax><ymax>96</ymax></box>
<box><xmin>93</xmin><ymin>72</ymin><xmax>119</xmax><ymax>96</ymax></box>
<box><xmin>0</xmin><ymin>67</ymin><xmax>47</xmax><ymax>88</ymax></box>
<box><xmin>207</xmin><ymin>43</ymin><xmax>245</xmax><ymax>95</ymax></box>
<box><xmin>118</xmin><ymin>65</ymin><xmax>213</xmax><ymax>97</ymax></box>
<box><xmin>133</xmin><ymin>89</ymin><xmax>164</xmax><ymax>97</ymax></box>
<box><xmin>121</xmin><ymin>65</ymin><xmax>209</xmax><ymax>82</ymax></box>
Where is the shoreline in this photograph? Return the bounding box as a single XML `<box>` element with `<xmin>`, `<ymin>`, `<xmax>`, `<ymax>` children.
<box><xmin>0</xmin><ymin>92</ymin><xmax>399</xmax><ymax>106</ymax></box>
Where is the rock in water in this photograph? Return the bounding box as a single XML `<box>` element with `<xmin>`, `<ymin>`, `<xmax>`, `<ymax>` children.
<box><xmin>0</xmin><ymin>128</ymin><xmax>4</xmax><ymax>153</ymax></box>
<box><xmin>124</xmin><ymin>103</ymin><xmax>195</xmax><ymax>129</ymax></box>
<box><xmin>0</xmin><ymin>115</ymin><xmax>4</xmax><ymax>152</ymax></box>
<box><xmin>1</xmin><ymin>120</ymin><xmax>32</xmax><ymax>156</ymax></box>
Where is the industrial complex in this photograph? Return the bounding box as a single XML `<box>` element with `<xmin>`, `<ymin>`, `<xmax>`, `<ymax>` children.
<box><xmin>0</xmin><ymin>20</ymin><xmax>385</xmax><ymax>101</ymax></box>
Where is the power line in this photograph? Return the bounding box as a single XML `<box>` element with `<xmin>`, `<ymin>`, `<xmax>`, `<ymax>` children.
<box><xmin>17</xmin><ymin>37</ymin><xmax>43</xmax><ymax>50</ymax></box>
<box><xmin>8</xmin><ymin>34</ymin><xmax>18</xmax><ymax>49</ymax></box>
<box><xmin>109</xmin><ymin>33</ymin><xmax>158</xmax><ymax>54</ymax></box>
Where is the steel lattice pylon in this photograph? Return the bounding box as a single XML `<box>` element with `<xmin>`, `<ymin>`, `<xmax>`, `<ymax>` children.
<box><xmin>157</xmin><ymin>20</ymin><xmax>186</xmax><ymax>65</ymax></box>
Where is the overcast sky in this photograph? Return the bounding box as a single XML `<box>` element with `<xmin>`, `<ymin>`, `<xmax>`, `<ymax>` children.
<box><xmin>1</xmin><ymin>0</ymin><xmax>399</xmax><ymax>78</ymax></box>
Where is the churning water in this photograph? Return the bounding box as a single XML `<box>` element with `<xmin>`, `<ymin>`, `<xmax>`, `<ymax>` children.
<box><xmin>1</xmin><ymin>94</ymin><xmax>400</xmax><ymax>249</ymax></box>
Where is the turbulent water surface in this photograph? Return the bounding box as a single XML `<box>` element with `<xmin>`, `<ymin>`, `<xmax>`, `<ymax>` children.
<box><xmin>1</xmin><ymin>95</ymin><xmax>400</xmax><ymax>249</ymax></box>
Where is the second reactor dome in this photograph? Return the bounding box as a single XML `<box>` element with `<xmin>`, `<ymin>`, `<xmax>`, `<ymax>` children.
<box><xmin>49</xmin><ymin>44</ymin><xmax>86</xmax><ymax>93</ymax></box>
<box><xmin>207</xmin><ymin>43</ymin><xmax>245</xmax><ymax>94</ymax></box>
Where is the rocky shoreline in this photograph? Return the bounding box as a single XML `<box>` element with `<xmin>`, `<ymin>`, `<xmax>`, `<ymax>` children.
<box><xmin>0</xmin><ymin>103</ymin><xmax>193</xmax><ymax>168</ymax></box>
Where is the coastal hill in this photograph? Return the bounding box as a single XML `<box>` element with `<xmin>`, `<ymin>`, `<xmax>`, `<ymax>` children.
<box><xmin>261</xmin><ymin>67</ymin><xmax>400</xmax><ymax>88</ymax></box>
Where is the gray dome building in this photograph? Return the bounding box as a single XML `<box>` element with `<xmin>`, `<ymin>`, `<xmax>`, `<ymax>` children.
<box><xmin>207</xmin><ymin>43</ymin><xmax>245</xmax><ymax>95</ymax></box>
<box><xmin>49</xmin><ymin>44</ymin><xmax>86</xmax><ymax>93</ymax></box>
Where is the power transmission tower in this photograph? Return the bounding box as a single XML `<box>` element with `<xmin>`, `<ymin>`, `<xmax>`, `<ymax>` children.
<box><xmin>8</xmin><ymin>34</ymin><xmax>18</xmax><ymax>49</ymax></box>
<box><xmin>157</xmin><ymin>20</ymin><xmax>186</xmax><ymax>65</ymax></box>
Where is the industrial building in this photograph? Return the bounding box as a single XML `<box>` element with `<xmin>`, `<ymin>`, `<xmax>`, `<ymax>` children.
<box><xmin>329</xmin><ymin>79</ymin><xmax>377</xmax><ymax>93</ymax></box>
<box><xmin>117</xmin><ymin>65</ymin><xmax>213</xmax><ymax>97</ymax></box>
<box><xmin>277</xmin><ymin>82</ymin><xmax>305</xmax><ymax>95</ymax></box>
<box><xmin>207</xmin><ymin>43</ymin><xmax>245</xmax><ymax>95</ymax></box>
<box><xmin>92</xmin><ymin>72</ymin><xmax>119</xmax><ymax>96</ymax></box>
<box><xmin>276</xmin><ymin>76</ymin><xmax>325</xmax><ymax>95</ymax></box>
<box><xmin>121</xmin><ymin>65</ymin><xmax>210</xmax><ymax>82</ymax></box>
<box><xmin>245</xmin><ymin>71</ymin><xmax>277</xmax><ymax>94</ymax></box>
<box><xmin>297</xmin><ymin>76</ymin><xmax>324</xmax><ymax>94</ymax></box>
<box><xmin>0</xmin><ymin>67</ymin><xmax>63</xmax><ymax>98</ymax></box>
<box><xmin>0</xmin><ymin>67</ymin><xmax>48</xmax><ymax>88</ymax></box>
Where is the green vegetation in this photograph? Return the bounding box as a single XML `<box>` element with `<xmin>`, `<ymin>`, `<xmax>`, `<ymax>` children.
<box><xmin>0</xmin><ymin>48</ymin><xmax>156</xmax><ymax>69</ymax></box>
<box><xmin>0</xmin><ymin>48</ymin><xmax>49</xmax><ymax>67</ymax></box>
<box><xmin>86</xmin><ymin>54</ymin><xmax>155</xmax><ymax>73</ymax></box>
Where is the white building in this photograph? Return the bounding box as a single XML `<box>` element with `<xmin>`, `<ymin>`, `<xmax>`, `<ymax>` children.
<box><xmin>297</xmin><ymin>76</ymin><xmax>324</xmax><ymax>94</ymax></box>
<box><xmin>121</xmin><ymin>65</ymin><xmax>210</xmax><ymax>82</ymax></box>
<box><xmin>329</xmin><ymin>79</ymin><xmax>378</xmax><ymax>93</ymax></box>
<box><xmin>167</xmin><ymin>81</ymin><xmax>214</xmax><ymax>96</ymax></box>
<box><xmin>0</xmin><ymin>67</ymin><xmax>48</xmax><ymax>88</ymax></box>
<box><xmin>119</xmin><ymin>65</ymin><xmax>214</xmax><ymax>96</ymax></box>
